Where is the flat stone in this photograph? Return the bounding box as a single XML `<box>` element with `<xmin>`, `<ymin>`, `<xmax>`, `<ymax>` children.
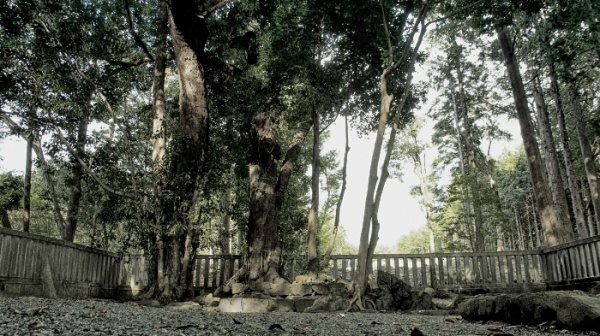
<box><xmin>291</xmin><ymin>283</ymin><xmax>313</xmax><ymax>296</ymax></box>
<box><xmin>311</xmin><ymin>284</ymin><xmax>329</xmax><ymax>295</ymax></box>
<box><xmin>137</xmin><ymin>299</ymin><xmax>161</xmax><ymax>308</ymax></box>
<box><xmin>231</xmin><ymin>283</ymin><xmax>248</xmax><ymax>295</ymax></box>
<box><xmin>165</xmin><ymin>301</ymin><xmax>201</xmax><ymax>310</ymax></box>
<box><xmin>269</xmin><ymin>282</ymin><xmax>292</xmax><ymax>297</ymax></box>
<box><xmin>218</xmin><ymin>297</ymin><xmax>277</xmax><ymax>313</ymax></box>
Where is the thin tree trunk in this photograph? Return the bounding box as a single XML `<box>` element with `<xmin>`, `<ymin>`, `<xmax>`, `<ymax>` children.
<box><xmin>64</xmin><ymin>113</ymin><xmax>89</xmax><ymax>242</ymax></box>
<box><xmin>307</xmin><ymin>107</ymin><xmax>320</xmax><ymax>279</ymax></box>
<box><xmin>530</xmin><ymin>68</ymin><xmax>574</xmax><ymax>241</ymax></box>
<box><xmin>358</xmin><ymin>6</ymin><xmax>429</xmax><ymax>297</ymax></box>
<box><xmin>145</xmin><ymin>0</ymin><xmax>169</xmax><ymax>298</ymax></box>
<box><xmin>497</xmin><ymin>27</ymin><xmax>564</xmax><ymax>247</ymax></box>
<box><xmin>455</xmin><ymin>61</ymin><xmax>485</xmax><ymax>251</ymax></box>
<box><xmin>323</xmin><ymin>116</ymin><xmax>349</xmax><ymax>263</ymax></box>
<box><xmin>568</xmin><ymin>82</ymin><xmax>600</xmax><ymax>232</ymax></box>
<box><xmin>548</xmin><ymin>61</ymin><xmax>588</xmax><ymax>237</ymax></box>
<box><xmin>23</xmin><ymin>134</ymin><xmax>32</xmax><ymax>233</ymax></box>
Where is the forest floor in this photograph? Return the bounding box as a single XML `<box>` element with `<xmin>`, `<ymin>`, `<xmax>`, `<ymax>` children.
<box><xmin>0</xmin><ymin>296</ymin><xmax>598</xmax><ymax>336</ymax></box>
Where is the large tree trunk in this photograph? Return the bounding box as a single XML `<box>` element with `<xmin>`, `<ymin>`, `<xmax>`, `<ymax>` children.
<box><xmin>307</xmin><ymin>107</ymin><xmax>320</xmax><ymax>279</ymax></box>
<box><xmin>568</xmin><ymin>82</ymin><xmax>600</xmax><ymax>233</ymax></box>
<box><xmin>497</xmin><ymin>27</ymin><xmax>565</xmax><ymax>247</ymax></box>
<box><xmin>149</xmin><ymin>0</ymin><xmax>209</xmax><ymax>302</ymax></box>
<box><xmin>530</xmin><ymin>69</ymin><xmax>575</xmax><ymax>240</ymax></box>
<box><xmin>23</xmin><ymin>134</ymin><xmax>32</xmax><ymax>233</ymax></box>
<box><xmin>242</xmin><ymin>113</ymin><xmax>312</xmax><ymax>283</ymax></box>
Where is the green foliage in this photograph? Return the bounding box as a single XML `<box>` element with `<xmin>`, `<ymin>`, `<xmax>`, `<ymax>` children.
<box><xmin>0</xmin><ymin>172</ymin><xmax>22</xmax><ymax>210</ymax></box>
<box><xmin>396</xmin><ymin>227</ymin><xmax>431</xmax><ymax>254</ymax></box>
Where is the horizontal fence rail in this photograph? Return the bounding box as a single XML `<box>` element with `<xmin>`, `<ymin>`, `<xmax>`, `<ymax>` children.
<box><xmin>1</xmin><ymin>227</ymin><xmax>599</xmax><ymax>298</ymax></box>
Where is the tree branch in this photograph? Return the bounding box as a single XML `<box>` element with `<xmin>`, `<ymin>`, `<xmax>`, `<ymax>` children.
<box><xmin>50</xmin><ymin>121</ymin><xmax>138</xmax><ymax>200</ymax></box>
<box><xmin>200</xmin><ymin>0</ymin><xmax>236</xmax><ymax>18</ymax></box>
<box><xmin>124</xmin><ymin>0</ymin><xmax>155</xmax><ymax>61</ymax></box>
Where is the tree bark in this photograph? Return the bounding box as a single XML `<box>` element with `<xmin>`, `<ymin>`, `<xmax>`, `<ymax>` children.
<box><xmin>548</xmin><ymin>61</ymin><xmax>588</xmax><ymax>237</ymax></box>
<box><xmin>568</xmin><ymin>81</ymin><xmax>600</xmax><ymax>233</ymax></box>
<box><xmin>356</xmin><ymin>3</ymin><xmax>428</xmax><ymax>300</ymax></box>
<box><xmin>497</xmin><ymin>26</ymin><xmax>564</xmax><ymax>247</ymax></box>
<box><xmin>323</xmin><ymin>116</ymin><xmax>349</xmax><ymax>262</ymax></box>
<box><xmin>23</xmin><ymin>134</ymin><xmax>32</xmax><ymax>233</ymax></box>
<box><xmin>530</xmin><ymin>68</ymin><xmax>575</xmax><ymax>241</ymax></box>
<box><xmin>149</xmin><ymin>0</ymin><xmax>210</xmax><ymax>302</ymax></box>
<box><xmin>243</xmin><ymin>113</ymin><xmax>312</xmax><ymax>282</ymax></box>
<box><xmin>0</xmin><ymin>207</ymin><xmax>11</xmax><ymax>228</ymax></box>
<box><xmin>455</xmin><ymin>62</ymin><xmax>485</xmax><ymax>251</ymax></box>
<box><xmin>307</xmin><ymin>106</ymin><xmax>320</xmax><ymax>279</ymax></box>
<box><xmin>64</xmin><ymin>112</ymin><xmax>89</xmax><ymax>242</ymax></box>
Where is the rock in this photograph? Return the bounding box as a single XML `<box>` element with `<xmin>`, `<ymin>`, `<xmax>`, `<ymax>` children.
<box><xmin>459</xmin><ymin>291</ymin><xmax>600</xmax><ymax>331</ymax></box>
<box><xmin>589</xmin><ymin>282</ymin><xmax>600</xmax><ymax>296</ymax></box>
<box><xmin>304</xmin><ymin>294</ymin><xmax>349</xmax><ymax>313</ymax></box>
<box><xmin>137</xmin><ymin>299</ymin><xmax>161</xmax><ymax>308</ymax></box>
<box><xmin>248</xmin><ymin>281</ymin><xmax>270</xmax><ymax>293</ymax></box>
<box><xmin>374</xmin><ymin>270</ymin><xmax>414</xmax><ymax>310</ymax></box>
<box><xmin>218</xmin><ymin>296</ymin><xmax>292</xmax><ymax>313</ymax></box>
<box><xmin>202</xmin><ymin>293</ymin><xmax>220</xmax><ymax>307</ymax></box>
<box><xmin>311</xmin><ymin>284</ymin><xmax>329</xmax><ymax>295</ymax></box>
<box><xmin>290</xmin><ymin>297</ymin><xmax>318</xmax><ymax>313</ymax></box>
<box><xmin>231</xmin><ymin>283</ymin><xmax>248</xmax><ymax>295</ymax></box>
<box><xmin>165</xmin><ymin>301</ymin><xmax>201</xmax><ymax>310</ymax></box>
<box><xmin>423</xmin><ymin>287</ymin><xmax>437</xmax><ymax>298</ymax></box>
<box><xmin>291</xmin><ymin>283</ymin><xmax>313</xmax><ymax>296</ymax></box>
<box><xmin>411</xmin><ymin>290</ymin><xmax>434</xmax><ymax>310</ymax></box>
<box><xmin>294</xmin><ymin>275</ymin><xmax>310</xmax><ymax>283</ymax></box>
<box><xmin>268</xmin><ymin>282</ymin><xmax>292</xmax><ymax>297</ymax></box>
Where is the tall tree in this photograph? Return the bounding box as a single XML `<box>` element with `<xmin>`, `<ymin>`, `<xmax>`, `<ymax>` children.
<box><xmin>497</xmin><ymin>26</ymin><xmax>571</xmax><ymax>246</ymax></box>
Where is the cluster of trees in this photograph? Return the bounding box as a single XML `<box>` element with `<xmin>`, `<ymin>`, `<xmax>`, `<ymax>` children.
<box><xmin>1</xmin><ymin>0</ymin><xmax>599</xmax><ymax>305</ymax></box>
<box><xmin>398</xmin><ymin>0</ymin><xmax>600</xmax><ymax>254</ymax></box>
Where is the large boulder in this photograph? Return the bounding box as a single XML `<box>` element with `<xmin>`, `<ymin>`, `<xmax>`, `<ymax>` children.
<box><xmin>369</xmin><ymin>271</ymin><xmax>415</xmax><ymax>311</ymax></box>
<box><xmin>459</xmin><ymin>291</ymin><xmax>600</xmax><ymax>331</ymax></box>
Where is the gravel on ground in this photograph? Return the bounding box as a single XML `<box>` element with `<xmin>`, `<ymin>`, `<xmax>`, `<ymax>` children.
<box><xmin>0</xmin><ymin>297</ymin><xmax>598</xmax><ymax>336</ymax></box>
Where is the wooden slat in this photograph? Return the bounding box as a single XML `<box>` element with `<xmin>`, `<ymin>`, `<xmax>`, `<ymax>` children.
<box><xmin>437</xmin><ymin>256</ymin><xmax>444</xmax><ymax>287</ymax></box>
<box><xmin>420</xmin><ymin>257</ymin><xmax>427</xmax><ymax>287</ymax></box>
<box><xmin>341</xmin><ymin>258</ymin><xmax>347</xmax><ymax>280</ymax></box>
<box><xmin>411</xmin><ymin>257</ymin><xmax>418</xmax><ymax>287</ymax></box>
<box><xmin>402</xmin><ymin>258</ymin><xmax>410</xmax><ymax>284</ymax></box>
<box><xmin>203</xmin><ymin>258</ymin><xmax>210</xmax><ymax>288</ymax></box>
<box><xmin>480</xmin><ymin>255</ymin><xmax>488</xmax><ymax>284</ymax></box>
<box><xmin>506</xmin><ymin>255</ymin><xmax>514</xmax><ymax>283</ymax></box>
<box><xmin>394</xmin><ymin>257</ymin><xmax>400</xmax><ymax>278</ymax></box>
<box><xmin>590</xmin><ymin>242</ymin><xmax>600</xmax><ymax>277</ymax></box>
<box><xmin>429</xmin><ymin>256</ymin><xmax>436</xmax><ymax>288</ymax></box>
<box><xmin>523</xmin><ymin>254</ymin><xmax>531</xmax><ymax>283</ymax></box>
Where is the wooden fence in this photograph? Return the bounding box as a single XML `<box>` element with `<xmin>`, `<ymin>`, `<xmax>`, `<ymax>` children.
<box><xmin>541</xmin><ymin>235</ymin><xmax>600</xmax><ymax>287</ymax></box>
<box><xmin>0</xmin><ymin>227</ymin><xmax>126</xmax><ymax>298</ymax></box>
<box><xmin>183</xmin><ymin>250</ymin><xmax>546</xmax><ymax>293</ymax></box>
<box><xmin>1</xmin><ymin>227</ymin><xmax>599</xmax><ymax>298</ymax></box>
